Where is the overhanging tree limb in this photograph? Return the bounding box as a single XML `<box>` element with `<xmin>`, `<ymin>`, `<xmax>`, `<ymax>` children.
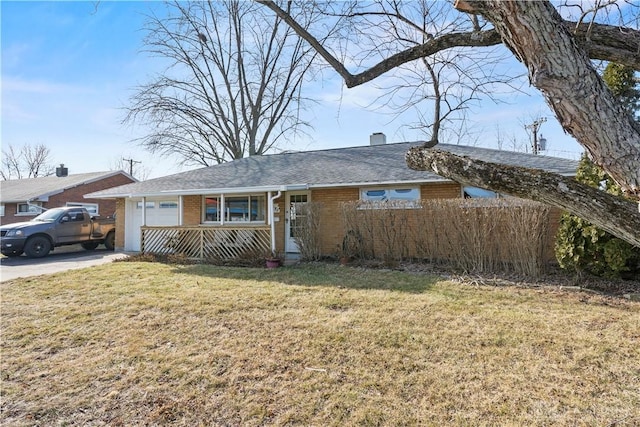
<box><xmin>405</xmin><ymin>147</ymin><xmax>640</xmax><ymax>247</ymax></box>
<box><xmin>258</xmin><ymin>1</ymin><xmax>640</xmax><ymax>87</ymax></box>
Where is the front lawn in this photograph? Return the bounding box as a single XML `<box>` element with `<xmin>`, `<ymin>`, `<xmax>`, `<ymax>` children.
<box><xmin>1</xmin><ymin>263</ymin><xmax>639</xmax><ymax>425</ymax></box>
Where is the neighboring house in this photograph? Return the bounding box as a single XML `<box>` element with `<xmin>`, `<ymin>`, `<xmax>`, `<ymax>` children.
<box><xmin>86</xmin><ymin>136</ymin><xmax>578</xmax><ymax>260</ymax></box>
<box><xmin>0</xmin><ymin>168</ymin><xmax>136</xmax><ymax>225</ymax></box>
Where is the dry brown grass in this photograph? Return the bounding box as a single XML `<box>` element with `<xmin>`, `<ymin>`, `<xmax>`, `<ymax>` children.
<box><xmin>1</xmin><ymin>262</ymin><xmax>639</xmax><ymax>426</ymax></box>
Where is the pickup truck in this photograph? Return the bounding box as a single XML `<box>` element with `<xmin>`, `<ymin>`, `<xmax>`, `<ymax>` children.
<box><xmin>0</xmin><ymin>207</ymin><xmax>116</xmax><ymax>258</ymax></box>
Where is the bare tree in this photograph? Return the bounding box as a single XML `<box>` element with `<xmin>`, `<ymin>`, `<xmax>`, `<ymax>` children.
<box><xmin>258</xmin><ymin>0</ymin><xmax>640</xmax><ymax>247</ymax></box>
<box><xmin>320</xmin><ymin>1</ymin><xmax>517</xmax><ymax>146</ymax></box>
<box><xmin>124</xmin><ymin>0</ymin><xmax>322</xmax><ymax>167</ymax></box>
<box><xmin>1</xmin><ymin>143</ymin><xmax>54</xmax><ymax>180</ymax></box>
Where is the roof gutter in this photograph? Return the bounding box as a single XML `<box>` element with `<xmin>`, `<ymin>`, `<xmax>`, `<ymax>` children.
<box><xmin>88</xmin><ymin>184</ymin><xmax>311</xmax><ymax>199</ymax></box>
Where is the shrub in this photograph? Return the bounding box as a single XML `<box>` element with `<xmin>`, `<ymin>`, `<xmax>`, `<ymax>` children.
<box><xmin>292</xmin><ymin>201</ymin><xmax>323</xmax><ymax>261</ymax></box>
<box><xmin>554</xmin><ymin>155</ymin><xmax>640</xmax><ymax>278</ymax></box>
<box><xmin>340</xmin><ymin>198</ymin><xmax>551</xmax><ymax>276</ymax></box>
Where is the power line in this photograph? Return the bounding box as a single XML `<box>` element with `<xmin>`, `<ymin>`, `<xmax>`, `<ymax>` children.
<box><xmin>122</xmin><ymin>158</ymin><xmax>141</xmax><ymax>176</ymax></box>
<box><xmin>524</xmin><ymin>117</ymin><xmax>547</xmax><ymax>155</ymax></box>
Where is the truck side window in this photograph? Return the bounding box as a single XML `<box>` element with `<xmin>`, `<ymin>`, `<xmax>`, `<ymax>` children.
<box><xmin>69</xmin><ymin>212</ymin><xmax>85</xmax><ymax>222</ymax></box>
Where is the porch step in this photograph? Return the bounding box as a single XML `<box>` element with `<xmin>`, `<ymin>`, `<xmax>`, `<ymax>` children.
<box><xmin>283</xmin><ymin>253</ymin><xmax>301</xmax><ymax>266</ymax></box>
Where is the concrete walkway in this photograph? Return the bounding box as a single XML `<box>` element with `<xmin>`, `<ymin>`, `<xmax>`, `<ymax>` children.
<box><xmin>0</xmin><ymin>245</ymin><xmax>128</xmax><ymax>282</ymax></box>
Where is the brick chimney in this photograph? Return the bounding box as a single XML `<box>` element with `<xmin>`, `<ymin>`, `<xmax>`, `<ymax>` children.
<box><xmin>56</xmin><ymin>164</ymin><xmax>68</xmax><ymax>177</ymax></box>
<box><xmin>370</xmin><ymin>132</ymin><xmax>386</xmax><ymax>146</ymax></box>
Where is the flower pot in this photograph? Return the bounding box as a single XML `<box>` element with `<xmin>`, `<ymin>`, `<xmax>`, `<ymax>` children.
<box><xmin>266</xmin><ymin>258</ymin><xmax>281</xmax><ymax>269</ymax></box>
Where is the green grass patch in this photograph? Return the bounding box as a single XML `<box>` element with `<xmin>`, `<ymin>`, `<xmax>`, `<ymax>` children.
<box><xmin>1</xmin><ymin>262</ymin><xmax>639</xmax><ymax>425</ymax></box>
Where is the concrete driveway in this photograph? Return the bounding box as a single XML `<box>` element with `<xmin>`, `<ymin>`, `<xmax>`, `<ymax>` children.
<box><xmin>0</xmin><ymin>245</ymin><xmax>128</xmax><ymax>282</ymax></box>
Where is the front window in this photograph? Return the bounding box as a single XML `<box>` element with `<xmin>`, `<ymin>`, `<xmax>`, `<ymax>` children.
<box><xmin>360</xmin><ymin>187</ymin><xmax>420</xmax><ymax>208</ymax></box>
<box><xmin>204</xmin><ymin>197</ymin><xmax>220</xmax><ymax>222</ymax></box>
<box><xmin>159</xmin><ymin>201</ymin><xmax>178</xmax><ymax>209</ymax></box>
<box><xmin>136</xmin><ymin>201</ymin><xmax>155</xmax><ymax>209</ymax></box>
<box><xmin>17</xmin><ymin>202</ymin><xmax>43</xmax><ymax>215</ymax></box>
<box><xmin>463</xmin><ymin>186</ymin><xmax>499</xmax><ymax>198</ymax></box>
<box><xmin>0</xmin><ymin>204</ymin><xmax>4</xmax><ymax>216</ymax></box>
<box><xmin>203</xmin><ymin>194</ymin><xmax>266</xmax><ymax>223</ymax></box>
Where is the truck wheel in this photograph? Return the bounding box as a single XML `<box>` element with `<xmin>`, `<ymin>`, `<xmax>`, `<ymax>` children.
<box><xmin>24</xmin><ymin>236</ymin><xmax>52</xmax><ymax>258</ymax></box>
<box><xmin>81</xmin><ymin>242</ymin><xmax>100</xmax><ymax>251</ymax></box>
<box><xmin>104</xmin><ymin>231</ymin><xmax>115</xmax><ymax>251</ymax></box>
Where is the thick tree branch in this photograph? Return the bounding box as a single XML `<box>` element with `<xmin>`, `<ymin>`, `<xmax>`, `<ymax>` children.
<box><xmin>406</xmin><ymin>147</ymin><xmax>640</xmax><ymax>247</ymax></box>
<box><xmin>572</xmin><ymin>22</ymin><xmax>640</xmax><ymax>69</ymax></box>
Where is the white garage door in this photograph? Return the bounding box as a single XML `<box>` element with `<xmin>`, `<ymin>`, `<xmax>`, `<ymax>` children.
<box><xmin>125</xmin><ymin>199</ymin><xmax>180</xmax><ymax>251</ymax></box>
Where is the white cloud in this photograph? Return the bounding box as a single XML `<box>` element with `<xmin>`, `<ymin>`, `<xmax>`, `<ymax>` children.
<box><xmin>2</xmin><ymin>76</ymin><xmax>86</xmax><ymax>95</ymax></box>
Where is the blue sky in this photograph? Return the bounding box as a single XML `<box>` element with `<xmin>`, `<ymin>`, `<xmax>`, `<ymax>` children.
<box><xmin>1</xmin><ymin>1</ymin><xmax>584</xmax><ymax>179</ymax></box>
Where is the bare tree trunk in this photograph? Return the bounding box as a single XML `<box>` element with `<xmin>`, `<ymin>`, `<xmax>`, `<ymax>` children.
<box><xmin>406</xmin><ymin>147</ymin><xmax>640</xmax><ymax>247</ymax></box>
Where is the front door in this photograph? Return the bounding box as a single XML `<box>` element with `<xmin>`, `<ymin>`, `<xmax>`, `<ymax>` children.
<box><xmin>285</xmin><ymin>192</ymin><xmax>309</xmax><ymax>253</ymax></box>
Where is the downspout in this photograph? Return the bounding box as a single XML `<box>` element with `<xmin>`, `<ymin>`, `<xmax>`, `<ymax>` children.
<box><xmin>141</xmin><ymin>196</ymin><xmax>147</xmax><ymax>253</ymax></box>
<box><xmin>269</xmin><ymin>190</ymin><xmax>282</xmax><ymax>256</ymax></box>
<box><xmin>141</xmin><ymin>197</ymin><xmax>147</xmax><ymax>226</ymax></box>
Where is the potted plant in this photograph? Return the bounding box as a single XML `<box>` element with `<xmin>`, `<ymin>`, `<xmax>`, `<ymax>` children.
<box><xmin>265</xmin><ymin>251</ymin><xmax>282</xmax><ymax>268</ymax></box>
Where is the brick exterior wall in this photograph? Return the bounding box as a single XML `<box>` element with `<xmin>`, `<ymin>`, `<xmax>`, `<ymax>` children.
<box><xmin>420</xmin><ymin>182</ymin><xmax>461</xmax><ymax>199</ymax></box>
<box><xmin>309</xmin><ymin>183</ymin><xmax>461</xmax><ymax>256</ymax></box>
<box><xmin>311</xmin><ymin>188</ymin><xmax>359</xmax><ymax>256</ymax></box>
<box><xmin>182</xmin><ymin>196</ymin><xmax>202</xmax><ymax>226</ymax></box>
<box><xmin>114</xmin><ymin>198</ymin><xmax>126</xmax><ymax>251</ymax></box>
<box><xmin>1</xmin><ymin>173</ymin><xmax>134</xmax><ymax>225</ymax></box>
<box><xmin>545</xmin><ymin>207</ymin><xmax>562</xmax><ymax>262</ymax></box>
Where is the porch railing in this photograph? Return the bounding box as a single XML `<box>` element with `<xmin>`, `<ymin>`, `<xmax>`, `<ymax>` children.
<box><xmin>141</xmin><ymin>226</ymin><xmax>271</xmax><ymax>260</ymax></box>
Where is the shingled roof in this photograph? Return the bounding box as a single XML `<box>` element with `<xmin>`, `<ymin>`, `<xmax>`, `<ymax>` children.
<box><xmin>86</xmin><ymin>142</ymin><xmax>579</xmax><ymax>198</ymax></box>
<box><xmin>1</xmin><ymin>171</ymin><xmax>133</xmax><ymax>203</ymax></box>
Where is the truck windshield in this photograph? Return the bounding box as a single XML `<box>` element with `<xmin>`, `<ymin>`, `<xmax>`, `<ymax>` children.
<box><xmin>32</xmin><ymin>208</ymin><xmax>64</xmax><ymax>222</ymax></box>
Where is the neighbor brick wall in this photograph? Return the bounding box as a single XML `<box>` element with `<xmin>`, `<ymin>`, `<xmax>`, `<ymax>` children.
<box><xmin>0</xmin><ymin>203</ymin><xmax>19</xmax><ymax>225</ymax></box>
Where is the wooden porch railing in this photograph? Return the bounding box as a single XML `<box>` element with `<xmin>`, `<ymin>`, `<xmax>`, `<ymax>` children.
<box><xmin>141</xmin><ymin>226</ymin><xmax>271</xmax><ymax>260</ymax></box>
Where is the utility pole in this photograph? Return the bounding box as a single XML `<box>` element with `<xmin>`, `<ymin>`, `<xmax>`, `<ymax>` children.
<box><xmin>122</xmin><ymin>158</ymin><xmax>141</xmax><ymax>176</ymax></box>
<box><xmin>524</xmin><ymin>117</ymin><xmax>546</xmax><ymax>155</ymax></box>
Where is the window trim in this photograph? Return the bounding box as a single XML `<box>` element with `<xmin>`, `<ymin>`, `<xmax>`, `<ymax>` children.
<box><xmin>16</xmin><ymin>202</ymin><xmax>43</xmax><ymax>216</ymax></box>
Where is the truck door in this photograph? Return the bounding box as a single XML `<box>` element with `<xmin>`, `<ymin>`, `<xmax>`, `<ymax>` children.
<box><xmin>57</xmin><ymin>209</ymin><xmax>91</xmax><ymax>243</ymax></box>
